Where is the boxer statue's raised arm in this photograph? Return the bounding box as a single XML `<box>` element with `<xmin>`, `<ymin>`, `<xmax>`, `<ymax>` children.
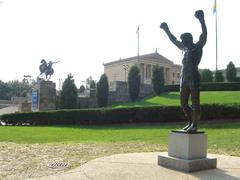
<box><xmin>160</xmin><ymin>22</ymin><xmax>184</xmax><ymax>50</ymax></box>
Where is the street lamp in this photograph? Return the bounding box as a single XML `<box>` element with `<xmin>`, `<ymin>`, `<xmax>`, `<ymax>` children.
<box><xmin>123</xmin><ymin>64</ymin><xmax>129</xmax><ymax>82</ymax></box>
<box><xmin>59</xmin><ymin>78</ymin><xmax>63</xmax><ymax>90</ymax></box>
<box><xmin>23</xmin><ymin>75</ymin><xmax>32</xmax><ymax>84</ymax></box>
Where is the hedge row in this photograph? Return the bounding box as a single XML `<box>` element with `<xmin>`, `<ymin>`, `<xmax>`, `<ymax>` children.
<box><xmin>1</xmin><ymin>104</ymin><xmax>240</xmax><ymax>125</ymax></box>
<box><xmin>164</xmin><ymin>82</ymin><xmax>240</xmax><ymax>92</ymax></box>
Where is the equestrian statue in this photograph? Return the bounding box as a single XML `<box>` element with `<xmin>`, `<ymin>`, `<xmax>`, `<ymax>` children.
<box><xmin>38</xmin><ymin>59</ymin><xmax>59</xmax><ymax>80</ymax></box>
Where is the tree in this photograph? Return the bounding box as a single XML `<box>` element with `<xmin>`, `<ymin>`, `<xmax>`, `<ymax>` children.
<box><xmin>226</xmin><ymin>61</ymin><xmax>236</xmax><ymax>82</ymax></box>
<box><xmin>0</xmin><ymin>80</ymin><xmax>9</xmax><ymax>100</ymax></box>
<box><xmin>0</xmin><ymin>79</ymin><xmax>33</xmax><ymax>100</ymax></box>
<box><xmin>200</xmin><ymin>69</ymin><xmax>213</xmax><ymax>82</ymax></box>
<box><xmin>128</xmin><ymin>65</ymin><xmax>140</xmax><ymax>101</ymax></box>
<box><xmin>90</xmin><ymin>80</ymin><xmax>96</xmax><ymax>89</ymax></box>
<box><xmin>152</xmin><ymin>65</ymin><xmax>164</xmax><ymax>95</ymax></box>
<box><xmin>6</xmin><ymin>80</ymin><xmax>32</xmax><ymax>98</ymax></box>
<box><xmin>214</xmin><ymin>70</ymin><xmax>224</xmax><ymax>82</ymax></box>
<box><xmin>96</xmin><ymin>74</ymin><xmax>109</xmax><ymax>107</ymax></box>
<box><xmin>79</xmin><ymin>85</ymin><xmax>85</xmax><ymax>94</ymax></box>
<box><xmin>60</xmin><ymin>74</ymin><xmax>78</xmax><ymax>109</ymax></box>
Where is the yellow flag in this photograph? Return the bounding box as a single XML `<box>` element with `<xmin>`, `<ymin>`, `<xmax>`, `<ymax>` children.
<box><xmin>213</xmin><ymin>0</ymin><xmax>217</xmax><ymax>14</ymax></box>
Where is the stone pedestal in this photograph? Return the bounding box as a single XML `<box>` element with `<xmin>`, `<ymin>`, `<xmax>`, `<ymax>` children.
<box><xmin>32</xmin><ymin>81</ymin><xmax>56</xmax><ymax>111</ymax></box>
<box><xmin>168</xmin><ymin>132</ymin><xmax>207</xmax><ymax>159</ymax></box>
<box><xmin>158</xmin><ymin>131</ymin><xmax>217</xmax><ymax>172</ymax></box>
<box><xmin>39</xmin><ymin>81</ymin><xmax>56</xmax><ymax>111</ymax></box>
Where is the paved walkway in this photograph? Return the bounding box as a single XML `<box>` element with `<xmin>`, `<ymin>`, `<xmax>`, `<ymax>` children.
<box><xmin>30</xmin><ymin>152</ymin><xmax>240</xmax><ymax>180</ymax></box>
<box><xmin>0</xmin><ymin>106</ymin><xmax>19</xmax><ymax>116</ymax></box>
<box><xmin>0</xmin><ymin>106</ymin><xmax>19</xmax><ymax>125</ymax></box>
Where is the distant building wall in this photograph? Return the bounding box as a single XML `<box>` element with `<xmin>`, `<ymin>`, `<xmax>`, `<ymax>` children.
<box><xmin>104</xmin><ymin>52</ymin><xmax>181</xmax><ymax>85</ymax></box>
<box><xmin>11</xmin><ymin>97</ymin><xmax>27</xmax><ymax>105</ymax></box>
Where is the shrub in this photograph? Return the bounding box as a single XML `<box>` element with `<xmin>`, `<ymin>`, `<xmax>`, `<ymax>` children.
<box><xmin>96</xmin><ymin>74</ymin><xmax>109</xmax><ymax>107</ymax></box>
<box><xmin>214</xmin><ymin>70</ymin><xmax>224</xmax><ymax>82</ymax></box>
<box><xmin>1</xmin><ymin>104</ymin><xmax>240</xmax><ymax>126</ymax></box>
<box><xmin>235</xmin><ymin>77</ymin><xmax>240</xmax><ymax>82</ymax></box>
<box><xmin>152</xmin><ymin>65</ymin><xmax>164</xmax><ymax>95</ymax></box>
<box><xmin>164</xmin><ymin>84</ymin><xmax>179</xmax><ymax>92</ymax></box>
<box><xmin>60</xmin><ymin>74</ymin><xmax>78</xmax><ymax>109</ymax></box>
<box><xmin>90</xmin><ymin>81</ymin><xmax>96</xmax><ymax>89</ymax></box>
<box><xmin>201</xmin><ymin>69</ymin><xmax>213</xmax><ymax>82</ymax></box>
<box><xmin>200</xmin><ymin>82</ymin><xmax>240</xmax><ymax>91</ymax></box>
<box><xmin>128</xmin><ymin>65</ymin><xmax>141</xmax><ymax>101</ymax></box>
<box><xmin>226</xmin><ymin>61</ymin><xmax>236</xmax><ymax>82</ymax></box>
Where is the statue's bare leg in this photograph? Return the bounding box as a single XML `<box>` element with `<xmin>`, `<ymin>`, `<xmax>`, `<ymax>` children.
<box><xmin>180</xmin><ymin>84</ymin><xmax>192</xmax><ymax>131</ymax></box>
<box><xmin>186</xmin><ymin>90</ymin><xmax>200</xmax><ymax>133</ymax></box>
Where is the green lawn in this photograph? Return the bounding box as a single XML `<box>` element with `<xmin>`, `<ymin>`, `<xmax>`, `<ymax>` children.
<box><xmin>1</xmin><ymin>91</ymin><xmax>239</xmax><ymax>157</ymax></box>
<box><xmin>113</xmin><ymin>91</ymin><xmax>240</xmax><ymax>107</ymax></box>
<box><xmin>0</xmin><ymin>122</ymin><xmax>240</xmax><ymax>156</ymax></box>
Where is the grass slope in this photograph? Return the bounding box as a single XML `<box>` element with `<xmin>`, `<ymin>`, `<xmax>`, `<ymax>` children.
<box><xmin>113</xmin><ymin>91</ymin><xmax>240</xmax><ymax>107</ymax></box>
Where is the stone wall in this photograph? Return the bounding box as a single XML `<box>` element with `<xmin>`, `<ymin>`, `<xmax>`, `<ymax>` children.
<box><xmin>139</xmin><ymin>83</ymin><xmax>153</xmax><ymax>98</ymax></box>
<box><xmin>78</xmin><ymin>81</ymin><xmax>153</xmax><ymax>108</ymax></box>
<box><xmin>78</xmin><ymin>97</ymin><xmax>97</xmax><ymax>108</ymax></box>
<box><xmin>11</xmin><ymin>97</ymin><xmax>27</xmax><ymax>105</ymax></box>
<box><xmin>108</xmin><ymin>81</ymin><xmax>153</xmax><ymax>105</ymax></box>
<box><xmin>109</xmin><ymin>81</ymin><xmax>129</xmax><ymax>104</ymax></box>
<box><xmin>20</xmin><ymin>102</ymin><xmax>31</xmax><ymax>112</ymax></box>
<box><xmin>0</xmin><ymin>100</ymin><xmax>12</xmax><ymax>109</ymax></box>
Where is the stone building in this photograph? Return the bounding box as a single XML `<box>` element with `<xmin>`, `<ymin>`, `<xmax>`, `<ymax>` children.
<box><xmin>78</xmin><ymin>52</ymin><xmax>181</xmax><ymax>107</ymax></box>
<box><xmin>103</xmin><ymin>52</ymin><xmax>182</xmax><ymax>87</ymax></box>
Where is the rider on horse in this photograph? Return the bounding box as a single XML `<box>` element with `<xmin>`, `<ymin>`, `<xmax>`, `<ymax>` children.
<box><xmin>38</xmin><ymin>59</ymin><xmax>59</xmax><ymax>80</ymax></box>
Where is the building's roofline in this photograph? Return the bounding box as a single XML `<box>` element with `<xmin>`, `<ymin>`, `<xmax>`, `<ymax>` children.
<box><xmin>172</xmin><ymin>64</ymin><xmax>182</xmax><ymax>68</ymax></box>
<box><xmin>103</xmin><ymin>52</ymin><xmax>174</xmax><ymax>66</ymax></box>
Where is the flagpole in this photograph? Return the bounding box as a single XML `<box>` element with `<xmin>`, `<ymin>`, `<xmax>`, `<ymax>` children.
<box><xmin>214</xmin><ymin>0</ymin><xmax>218</xmax><ymax>71</ymax></box>
<box><xmin>215</xmin><ymin>8</ymin><xmax>218</xmax><ymax>71</ymax></box>
<box><xmin>137</xmin><ymin>25</ymin><xmax>140</xmax><ymax>68</ymax></box>
<box><xmin>137</xmin><ymin>26</ymin><xmax>140</xmax><ymax>63</ymax></box>
<box><xmin>137</xmin><ymin>26</ymin><xmax>140</xmax><ymax>64</ymax></box>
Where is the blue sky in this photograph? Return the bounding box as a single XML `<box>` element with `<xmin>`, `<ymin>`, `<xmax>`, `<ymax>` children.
<box><xmin>0</xmin><ymin>0</ymin><xmax>239</xmax><ymax>89</ymax></box>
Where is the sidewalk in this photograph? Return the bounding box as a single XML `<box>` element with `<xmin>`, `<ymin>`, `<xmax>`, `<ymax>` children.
<box><xmin>0</xmin><ymin>106</ymin><xmax>19</xmax><ymax>116</ymax></box>
<box><xmin>30</xmin><ymin>152</ymin><xmax>240</xmax><ymax>180</ymax></box>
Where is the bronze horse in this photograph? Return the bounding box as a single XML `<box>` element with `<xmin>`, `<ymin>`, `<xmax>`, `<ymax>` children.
<box><xmin>38</xmin><ymin>59</ymin><xmax>58</xmax><ymax>80</ymax></box>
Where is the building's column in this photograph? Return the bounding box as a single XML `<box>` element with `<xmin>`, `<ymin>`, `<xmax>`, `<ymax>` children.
<box><xmin>149</xmin><ymin>64</ymin><xmax>152</xmax><ymax>79</ymax></box>
<box><xmin>165</xmin><ymin>68</ymin><xmax>170</xmax><ymax>85</ymax></box>
<box><xmin>140</xmin><ymin>63</ymin><xmax>145</xmax><ymax>84</ymax></box>
<box><xmin>162</xmin><ymin>67</ymin><xmax>165</xmax><ymax>83</ymax></box>
<box><xmin>143</xmin><ymin>64</ymin><xmax>147</xmax><ymax>84</ymax></box>
<box><xmin>145</xmin><ymin>64</ymin><xmax>152</xmax><ymax>84</ymax></box>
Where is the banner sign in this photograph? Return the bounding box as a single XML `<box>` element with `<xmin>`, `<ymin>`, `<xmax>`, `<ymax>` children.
<box><xmin>31</xmin><ymin>90</ymin><xmax>39</xmax><ymax>111</ymax></box>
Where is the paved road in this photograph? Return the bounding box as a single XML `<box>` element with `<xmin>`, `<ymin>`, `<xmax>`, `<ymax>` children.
<box><xmin>0</xmin><ymin>106</ymin><xmax>19</xmax><ymax>116</ymax></box>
